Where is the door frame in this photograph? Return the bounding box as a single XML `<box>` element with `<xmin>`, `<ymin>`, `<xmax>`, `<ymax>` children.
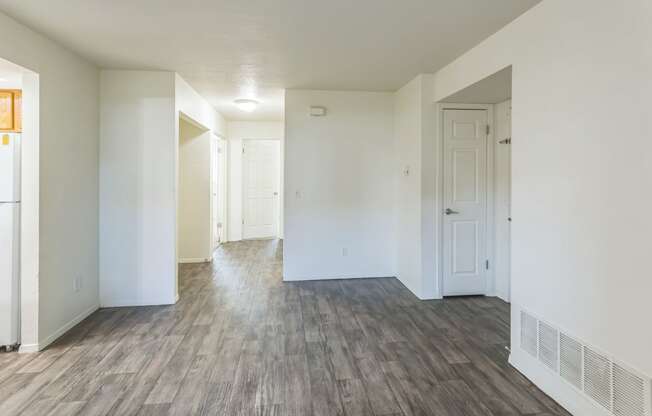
<box><xmin>240</xmin><ymin>138</ymin><xmax>281</xmax><ymax>240</ymax></box>
<box><xmin>210</xmin><ymin>134</ymin><xmax>227</xmax><ymax>251</ymax></box>
<box><xmin>437</xmin><ymin>103</ymin><xmax>496</xmax><ymax>297</ymax></box>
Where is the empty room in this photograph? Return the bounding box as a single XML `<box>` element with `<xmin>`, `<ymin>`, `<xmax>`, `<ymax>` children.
<box><xmin>0</xmin><ymin>1</ymin><xmax>650</xmax><ymax>415</ymax></box>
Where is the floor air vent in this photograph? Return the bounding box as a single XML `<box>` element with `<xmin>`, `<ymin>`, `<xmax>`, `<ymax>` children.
<box><xmin>538</xmin><ymin>321</ymin><xmax>559</xmax><ymax>371</ymax></box>
<box><xmin>519</xmin><ymin>309</ymin><xmax>652</xmax><ymax>416</ymax></box>
<box><xmin>520</xmin><ymin>311</ymin><xmax>538</xmax><ymax>357</ymax></box>
<box><xmin>584</xmin><ymin>346</ymin><xmax>613</xmax><ymax>411</ymax></box>
<box><xmin>613</xmin><ymin>363</ymin><xmax>648</xmax><ymax>416</ymax></box>
<box><xmin>560</xmin><ymin>333</ymin><xmax>583</xmax><ymax>390</ymax></box>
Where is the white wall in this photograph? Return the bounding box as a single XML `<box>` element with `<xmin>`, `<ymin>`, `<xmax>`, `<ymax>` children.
<box><xmin>393</xmin><ymin>75</ymin><xmax>438</xmax><ymax>299</ymax></box>
<box><xmin>100</xmin><ymin>70</ymin><xmax>176</xmax><ymax>307</ymax></box>
<box><xmin>174</xmin><ymin>74</ymin><xmax>226</xmax><ymax>138</ymax></box>
<box><xmin>0</xmin><ymin>12</ymin><xmax>100</xmax><ymax>351</ymax></box>
<box><xmin>430</xmin><ymin>0</ymin><xmax>652</xmax><ymax>409</ymax></box>
<box><xmin>226</xmin><ymin>121</ymin><xmax>284</xmax><ymax>241</ymax></box>
<box><xmin>178</xmin><ymin>118</ymin><xmax>211</xmax><ymax>262</ymax></box>
<box><xmin>284</xmin><ymin>90</ymin><xmax>396</xmax><ymax>280</ymax></box>
<box><xmin>394</xmin><ymin>78</ymin><xmax>422</xmax><ymax>296</ymax></box>
<box><xmin>101</xmin><ymin>71</ymin><xmax>225</xmax><ymax>306</ymax></box>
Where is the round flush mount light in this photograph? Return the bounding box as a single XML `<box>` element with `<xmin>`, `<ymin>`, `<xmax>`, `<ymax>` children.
<box><xmin>234</xmin><ymin>98</ymin><xmax>259</xmax><ymax>112</ymax></box>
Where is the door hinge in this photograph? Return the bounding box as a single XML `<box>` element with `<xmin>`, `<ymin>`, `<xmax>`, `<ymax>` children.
<box><xmin>485</xmin><ymin>260</ymin><xmax>490</xmax><ymax>270</ymax></box>
<box><xmin>486</xmin><ymin>124</ymin><xmax>490</xmax><ymax>135</ymax></box>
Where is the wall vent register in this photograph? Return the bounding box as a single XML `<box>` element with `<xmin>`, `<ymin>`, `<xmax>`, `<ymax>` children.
<box><xmin>520</xmin><ymin>310</ymin><xmax>651</xmax><ymax>416</ymax></box>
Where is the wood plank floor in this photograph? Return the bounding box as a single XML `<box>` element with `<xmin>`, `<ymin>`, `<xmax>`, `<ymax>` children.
<box><xmin>0</xmin><ymin>239</ymin><xmax>570</xmax><ymax>415</ymax></box>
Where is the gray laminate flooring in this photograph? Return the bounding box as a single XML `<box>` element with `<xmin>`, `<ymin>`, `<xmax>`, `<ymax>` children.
<box><xmin>0</xmin><ymin>239</ymin><xmax>570</xmax><ymax>415</ymax></box>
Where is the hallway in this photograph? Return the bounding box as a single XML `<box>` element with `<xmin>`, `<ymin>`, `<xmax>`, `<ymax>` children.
<box><xmin>0</xmin><ymin>240</ymin><xmax>568</xmax><ymax>415</ymax></box>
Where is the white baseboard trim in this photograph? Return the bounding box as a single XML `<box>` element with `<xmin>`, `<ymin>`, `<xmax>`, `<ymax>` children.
<box><xmin>509</xmin><ymin>347</ymin><xmax>611</xmax><ymax>416</ymax></box>
<box><xmin>394</xmin><ymin>276</ymin><xmax>442</xmax><ymax>301</ymax></box>
<box><xmin>283</xmin><ymin>274</ymin><xmax>394</xmax><ymax>282</ymax></box>
<box><xmin>493</xmin><ymin>291</ymin><xmax>510</xmax><ymax>303</ymax></box>
<box><xmin>18</xmin><ymin>343</ymin><xmax>39</xmax><ymax>353</ymax></box>
<box><xmin>179</xmin><ymin>257</ymin><xmax>211</xmax><ymax>264</ymax></box>
<box><xmin>100</xmin><ymin>298</ymin><xmax>176</xmax><ymax>308</ymax></box>
<box><xmin>417</xmin><ymin>293</ymin><xmax>442</xmax><ymax>301</ymax></box>
<box><xmin>20</xmin><ymin>304</ymin><xmax>99</xmax><ymax>353</ymax></box>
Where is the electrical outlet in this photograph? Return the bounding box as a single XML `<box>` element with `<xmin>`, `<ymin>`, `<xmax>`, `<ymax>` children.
<box><xmin>342</xmin><ymin>247</ymin><xmax>348</xmax><ymax>257</ymax></box>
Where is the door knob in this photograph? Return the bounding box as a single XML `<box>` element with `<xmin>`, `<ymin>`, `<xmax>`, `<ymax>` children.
<box><xmin>445</xmin><ymin>208</ymin><xmax>459</xmax><ymax>215</ymax></box>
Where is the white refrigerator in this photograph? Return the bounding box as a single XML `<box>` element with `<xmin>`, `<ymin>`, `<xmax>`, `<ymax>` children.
<box><xmin>0</xmin><ymin>133</ymin><xmax>20</xmax><ymax>349</ymax></box>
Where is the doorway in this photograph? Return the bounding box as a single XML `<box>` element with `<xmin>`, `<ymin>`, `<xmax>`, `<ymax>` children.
<box><xmin>178</xmin><ymin>115</ymin><xmax>213</xmax><ymax>264</ymax></box>
<box><xmin>438</xmin><ymin>66</ymin><xmax>512</xmax><ymax>300</ymax></box>
<box><xmin>441</xmin><ymin>107</ymin><xmax>490</xmax><ymax>296</ymax></box>
<box><xmin>242</xmin><ymin>139</ymin><xmax>280</xmax><ymax>239</ymax></box>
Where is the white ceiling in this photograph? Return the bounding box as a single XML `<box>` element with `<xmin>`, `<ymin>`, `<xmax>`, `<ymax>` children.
<box><xmin>0</xmin><ymin>0</ymin><xmax>539</xmax><ymax>121</ymax></box>
<box><xmin>442</xmin><ymin>66</ymin><xmax>512</xmax><ymax>104</ymax></box>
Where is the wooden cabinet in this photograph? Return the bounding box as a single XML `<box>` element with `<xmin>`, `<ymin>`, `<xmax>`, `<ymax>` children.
<box><xmin>0</xmin><ymin>90</ymin><xmax>22</xmax><ymax>132</ymax></box>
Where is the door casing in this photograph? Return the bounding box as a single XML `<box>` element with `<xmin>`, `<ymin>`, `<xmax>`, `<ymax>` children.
<box><xmin>210</xmin><ymin>134</ymin><xmax>227</xmax><ymax>250</ymax></box>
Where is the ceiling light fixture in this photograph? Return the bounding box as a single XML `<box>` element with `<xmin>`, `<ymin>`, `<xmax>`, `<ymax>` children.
<box><xmin>234</xmin><ymin>98</ymin><xmax>259</xmax><ymax>112</ymax></box>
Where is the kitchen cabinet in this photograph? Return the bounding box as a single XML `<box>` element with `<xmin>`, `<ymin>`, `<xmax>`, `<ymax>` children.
<box><xmin>0</xmin><ymin>90</ymin><xmax>21</xmax><ymax>132</ymax></box>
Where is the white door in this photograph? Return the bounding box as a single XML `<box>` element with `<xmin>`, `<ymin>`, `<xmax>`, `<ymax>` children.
<box><xmin>442</xmin><ymin>109</ymin><xmax>488</xmax><ymax>296</ymax></box>
<box><xmin>243</xmin><ymin>140</ymin><xmax>280</xmax><ymax>239</ymax></box>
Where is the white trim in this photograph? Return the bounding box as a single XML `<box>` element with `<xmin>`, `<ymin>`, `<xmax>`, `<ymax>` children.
<box><xmin>209</xmin><ymin>134</ymin><xmax>228</xmax><ymax>249</ymax></box>
<box><xmin>210</xmin><ymin>134</ymin><xmax>218</xmax><ymax>251</ymax></box>
<box><xmin>218</xmin><ymin>136</ymin><xmax>229</xmax><ymax>247</ymax></box>
<box><xmin>436</xmin><ymin>103</ymin><xmax>494</xmax><ymax>298</ymax></box>
<box><xmin>101</xmin><ymin>298</ymin><xmax>175</xmax><ymax>308</ymax></box>
<box><xmin>20</xmin><ymin>72</ymin><xmax>40</xmax><ymax>349</ymax></box>
<box><xmin>17</xmin><ymin>343</ymin><xmax>39</xmax><ymax>353</ymax></box>
<box><xmin>411</xmin><ymin>288</ymin><xmax>442</xmax><ymax>301</ymax></box>
<box><xmin>284</xmin><ymin>274</ymin><xmax>394</xmax><ymax>282</ymax></box>
<box><xmin>19</xmin><ymin>304</ymin><xmax>98</xmax><ymax>353</ymax></box>
<box><xmin>179</xmin><ymin>257</ymin><xmax>211</xmax><ymax>264</ymax></box>
<box><xmin>221</xmin><ymin>139</ymin><xmax>229</xmax><ymax>243</ymax></box>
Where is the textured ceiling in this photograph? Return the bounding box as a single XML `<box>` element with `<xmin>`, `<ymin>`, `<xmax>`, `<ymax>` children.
<box><xmin>0</xmin><ymin>0</ymin><xmax>540</xmax><ymax>120</ymax></box>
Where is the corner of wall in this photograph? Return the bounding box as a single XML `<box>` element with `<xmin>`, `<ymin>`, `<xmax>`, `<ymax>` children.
<box><xmin>27</xmin><ymin>303</ymin><xmax>99</xmax><ymax>353</ymax></box>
